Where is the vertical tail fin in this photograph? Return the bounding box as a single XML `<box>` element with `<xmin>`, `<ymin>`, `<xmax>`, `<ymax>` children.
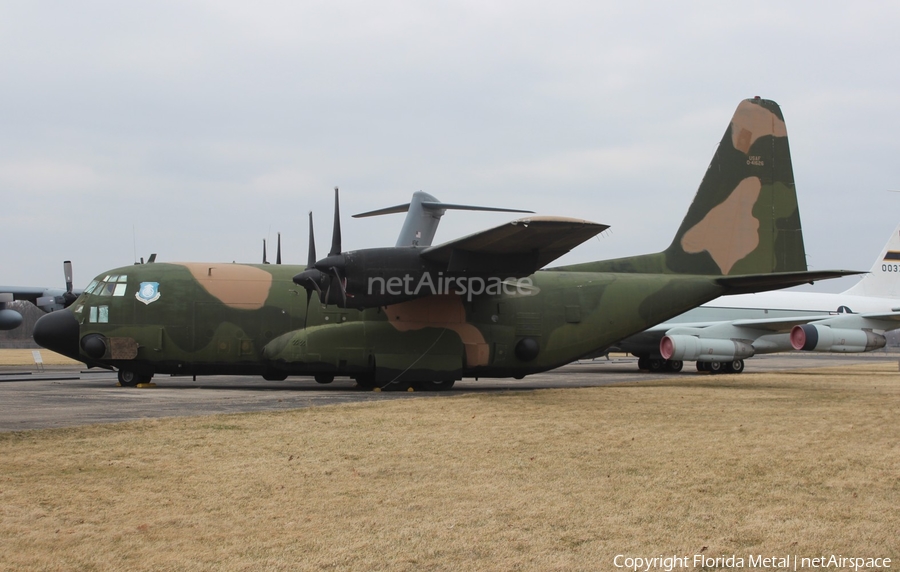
<box><xmin>564</xmin><ymin>98</ymin><xmax>807</xmax><ymax>276</ymax></box>
<box><xmin>663</xmin><ymin>97</ymin><xmax>805</xmax><ymax>275</ymax></box>
<box><xmin>842</xmin><ymin>223</ymin><xmax>900</xmax><ymax>298</ymax></box>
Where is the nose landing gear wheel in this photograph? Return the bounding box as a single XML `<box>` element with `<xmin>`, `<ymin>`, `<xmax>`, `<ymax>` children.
<box><xmin>117</xmin><ymin>369</ymin><xmax>151</xmax><ymax>387</ymax></box>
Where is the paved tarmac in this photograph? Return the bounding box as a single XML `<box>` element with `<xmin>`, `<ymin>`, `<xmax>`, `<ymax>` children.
<box><xmin>1</xmin><ymin>353</ymin><xmax>896</xmax><ymax>431</ymax></box>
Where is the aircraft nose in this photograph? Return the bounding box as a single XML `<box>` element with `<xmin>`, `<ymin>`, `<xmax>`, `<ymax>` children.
<box><xmin>33</xmin><ymin>310</ymin><xmax>81</xmax><ymax>360</ymax></box>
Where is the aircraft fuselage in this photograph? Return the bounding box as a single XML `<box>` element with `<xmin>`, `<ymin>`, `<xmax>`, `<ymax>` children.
<box><xmin>35</xmin><ymin>262</ymin><xmax>725</xmax><ymax>385</ymax></box>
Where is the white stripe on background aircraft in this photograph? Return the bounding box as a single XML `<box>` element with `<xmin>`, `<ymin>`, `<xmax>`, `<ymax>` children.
<box><xmin>614</xmin><ymin>224</ymin><xmax>900</xmax><ymax>374</ymax></box>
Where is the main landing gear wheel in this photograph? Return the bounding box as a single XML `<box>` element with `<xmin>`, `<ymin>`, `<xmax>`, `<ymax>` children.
<box><xmin>354</xmin><ymin>376</ymin><xmax>377</xmax><ymax>390</ymax></box>
<box><xmin>262</xmin><ymin>373</ymin><xmax>288</xmax><ymax>381</ymax></box>
<box><xmin>665</xmin><ymin>360</ymin><xmax>683</xmax><ymax>373</ymax></box>
<box><xmin>117</xmin><ymin>369</ymin><xmax>151</xmax><ymax>387</ymax></box>
<box><xmin>414</xmin><ymin>380</ymin><xmax>456</xmax><ymax>392</ymax></box>
<box><xmin>724</xmin><ymin>359</ymin><xmax>745</xmax><ymax>374</ymax></box>
<box><xmin>314</xmin><ymin>374</ymin><xmax>335</xmax><ymax>384</ymax></box>
<box><xmin>706</xmin><ymin>361</ymin><xmax>724</xmax><ymax>374</ymax></box>
<box><xmin>637</xmin><ymin>357</ymin><xmax>649</xmax><ymax>370</ymax></box>
<box><xmin>648</xmin><ymin>358</ymin><xmax>665</xmax><ymax>372</ymax></box>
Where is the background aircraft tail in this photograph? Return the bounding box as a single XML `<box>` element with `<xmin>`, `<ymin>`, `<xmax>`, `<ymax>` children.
<box><xmin>353</xmin><ymin>191</ymin><xmax>533</xmax><ymax>248</ymax></box>
<box><xmin>842</xmin><ymin>223</ymin><xmax>900</xmax><ymax>298</ymax></box>
<box><xmin>562</xmin><ymin>97</ymin><xmax>807</xmax><ymax>277</ymax></box>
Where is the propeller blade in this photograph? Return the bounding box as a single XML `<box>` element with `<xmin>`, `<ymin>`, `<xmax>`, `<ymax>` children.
<box><xmin>295</xmin><ymin>211</ymin><xmax>336</xmax><ymax>305</ymax></box>
<box><xmin>307</xmin><ymin>211</ymin><xmax>316</xmax><ymax>268</ymax></box>
<box><xmin>303</xmin><ymin>288</ymin><xmax>314</xmax><ymax>329</ymax></box>
<box><xmin>64</xmin><ymin>261</ymin><xmax>73</xmax><ymax>294</ymax></box>
<box><xmin>63</xmin><ymin>260</ymin><xmax>77</xmax><ymax>306</ymax></box>
<box><xmin>262</xmin><ymin>239</ymin><xmax>269</xmax><ymax>264</ymax></box>
<box><xmin>331</xmin><ymin>266</ymin><xmax>348</xmax><ymax>307</ymax></box>
<box><xmin>328</xmin><ymin>186</ymin><xmax>342</xmax><ymax>257</ymax></box>
<box><xmin>276</xmin><ymin>232</ymin><xmax>282</xmax><ymax>265</ymax></box>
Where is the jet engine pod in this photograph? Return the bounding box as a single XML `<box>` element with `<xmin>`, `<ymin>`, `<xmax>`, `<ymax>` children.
<box><xmin>0</xmin><ymin>308</ymin><xmax>23</xmax><ymax>330</ymax></box>
<box><xmin>514</xmin><ymin>337</ymin><xmax>540</xmax><ymax>362</ymax></box>
<box><xmin>80</xmin><ymin>333</ymin><xmax>108</xmax><ymax>359</ymax></box>
<box><xmin>660</xmin><ymin>335</ymin><xmax>754</xmax><ymax>361</ymax></box>
<box><xmin>790</xmin><ymin>324</ymin><xmax>886</xmax><ymax>353</ymax></box>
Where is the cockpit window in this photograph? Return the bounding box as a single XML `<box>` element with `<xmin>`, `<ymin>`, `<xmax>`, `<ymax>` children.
<box><xmin>87</xmin><ymin>305</ymin><xmax>110</xmax><ymax>323</ymax></box>
<box><xmin>88</xmin><ymin>275</ymin><xmax>129</xmax><ymax>297</ymax></box>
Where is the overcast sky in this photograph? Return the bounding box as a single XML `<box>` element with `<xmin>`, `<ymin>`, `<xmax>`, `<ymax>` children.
<box><xmin>2</xmin><ymin>1</ymin><xmax>898</xmax><ymax>292</ymax></box>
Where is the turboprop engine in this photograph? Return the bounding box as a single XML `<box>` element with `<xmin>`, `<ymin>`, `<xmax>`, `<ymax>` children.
<box><xmin>790</xmin><ymin>324</ymin><xmax>886</xmax><ymax>353</ymax></box>
<box><xmin>660</xmin><ymin>334</ymin><xmax>755</xmax><ymax>362</ymax></box>
<box><xmin>0</xmin><ymin>261</ymin><xmax>78</xmax><ymax>330</ymax></box>
<box><xmin>0</xmin><ymin>302</ymin><xmax>23</xmax><ymax>330</ymax></box>
<box><xmin>292</xmin><ymin>189</ymin><xmax>452</xmax><ymax>310</ymax></box>
<box><xmin>294</xmin><ymin>188</ymin><xmax>604</xmax><ymax>311</ymax></box>
<box><xmin>303</xmin><ymin>246</ymin><xmax>448</xmax><ymax>309</ymax></box>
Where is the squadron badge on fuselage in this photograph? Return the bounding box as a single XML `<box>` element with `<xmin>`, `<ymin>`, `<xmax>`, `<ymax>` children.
<box><xmin>136</xmin><ymin>282</ymin><xmax>161</xmax><ymax>305</ymax></box>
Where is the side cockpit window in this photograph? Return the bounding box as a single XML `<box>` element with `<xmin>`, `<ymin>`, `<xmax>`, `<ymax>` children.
<box><xmin>87</xmin><ymin>305</ymin><xmax>109</xmax><ymax>323</ymax></box>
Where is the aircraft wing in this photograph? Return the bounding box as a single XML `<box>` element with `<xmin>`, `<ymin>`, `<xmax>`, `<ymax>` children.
<box><xmin>421</xmin><ymin>216</ymin><xmax>608</xmax><ymax>276</ymax></box>
<box><xmin>0</xmin><ymin>286</ymin><xmax>82</xmax><ymax>310</ymax></box>
<box><xmin>0</xmin><ymin>286</ymin><xmax>62</xmax><ymax>304</ymax></box>
<box><xmin>665</xmin><ymin>311</ymin><xmax>900</xmax><ymax>335</ymax></box>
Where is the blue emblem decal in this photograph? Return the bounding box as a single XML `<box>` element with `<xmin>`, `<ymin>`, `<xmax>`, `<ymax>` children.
<box><xmin>136</xmin><ymin>282</ymin><xmax>161</xmax><ymax>305</ymax></box>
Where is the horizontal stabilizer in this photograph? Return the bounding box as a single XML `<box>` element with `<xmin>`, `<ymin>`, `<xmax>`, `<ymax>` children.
<box><xmin>716</xmin><ymin>270</ymin><xmax>863</xmax><ymax>295</ymax></box>
<box><xmin>422</xmin><ymin>216</ymin><xmax>608</xmax><ymax>276</ymax></box>
<box><xmin>354</xmin><ymin>190</ymin><xmax>537</xmax><ymax>248</ymax></box>
<box><xmin>353</xmin><ymin>201</ymin><xmax>533</xmax><ymax>218</ymax></box>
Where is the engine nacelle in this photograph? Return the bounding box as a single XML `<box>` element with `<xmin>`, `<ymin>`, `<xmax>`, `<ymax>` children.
<box><xmin>0</xmin><ymin>308</ymin><xmax>24</xmax><ymax>330</ymax></box>
<box><xmin>660</xmin><ymin>335</ymin><xmax>755</xmax><ymax>361</ymax></box>
<box><xmin>305</xmin><ymin>246</ymin><xmax>521</xmax><ymax>310</ymax></box>
<box><xmin>790</xmin><ymin>325</ymin><xmax>886</xmax><ymax>353</ymax></box>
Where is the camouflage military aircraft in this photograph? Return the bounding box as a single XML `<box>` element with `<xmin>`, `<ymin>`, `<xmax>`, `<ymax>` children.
<box><xmin>33</xmin><ymin>98</ymin><xmax>855</xmax><ymax>389</ymax></box>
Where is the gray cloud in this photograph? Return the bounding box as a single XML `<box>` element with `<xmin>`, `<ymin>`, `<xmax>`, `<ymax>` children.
<box><xmin>1</xmin><ymin>1</ymin><xmax>898</xmax><ymax>292</ymax></box>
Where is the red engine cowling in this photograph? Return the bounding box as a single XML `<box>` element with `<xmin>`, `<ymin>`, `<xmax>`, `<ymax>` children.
<box><xmin>790</xmin><ymin>325</ymin><xmax>885</xmax><ymax>353</ymax></box>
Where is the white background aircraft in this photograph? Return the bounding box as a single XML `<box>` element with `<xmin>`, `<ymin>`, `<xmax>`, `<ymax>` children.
<box><xmin>616</xmin><ymin>224</ymin><xmax>900</xmax><ymax>373</ymax></box>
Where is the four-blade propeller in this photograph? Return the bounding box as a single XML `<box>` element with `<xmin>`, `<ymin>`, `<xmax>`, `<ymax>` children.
<box><xmin>293</xmin><ymin>187</ymin><xmax>348</xmax><ymax>307</ymax></box>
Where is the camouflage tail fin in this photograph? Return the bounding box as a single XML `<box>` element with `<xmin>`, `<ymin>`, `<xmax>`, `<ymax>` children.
<box><xmin>663</xmin><ymin>97</ymin><xmax>805</xmax><ymax>275</ymax></box>
<box><xmin>561</xmin><ymin>97</ymin><xmax>807</xmax><ymax>276</ymax></box>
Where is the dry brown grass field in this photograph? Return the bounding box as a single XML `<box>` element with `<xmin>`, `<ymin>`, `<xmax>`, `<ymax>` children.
<box><xmin>1</xmin><ymin>363</ymin><xmax>897</xmax><ymax>571</ymax></box>
<box><xmin>0</xmin><ymin>348</ymin><xmax>80</xmax><ymax>366</ymax></box>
